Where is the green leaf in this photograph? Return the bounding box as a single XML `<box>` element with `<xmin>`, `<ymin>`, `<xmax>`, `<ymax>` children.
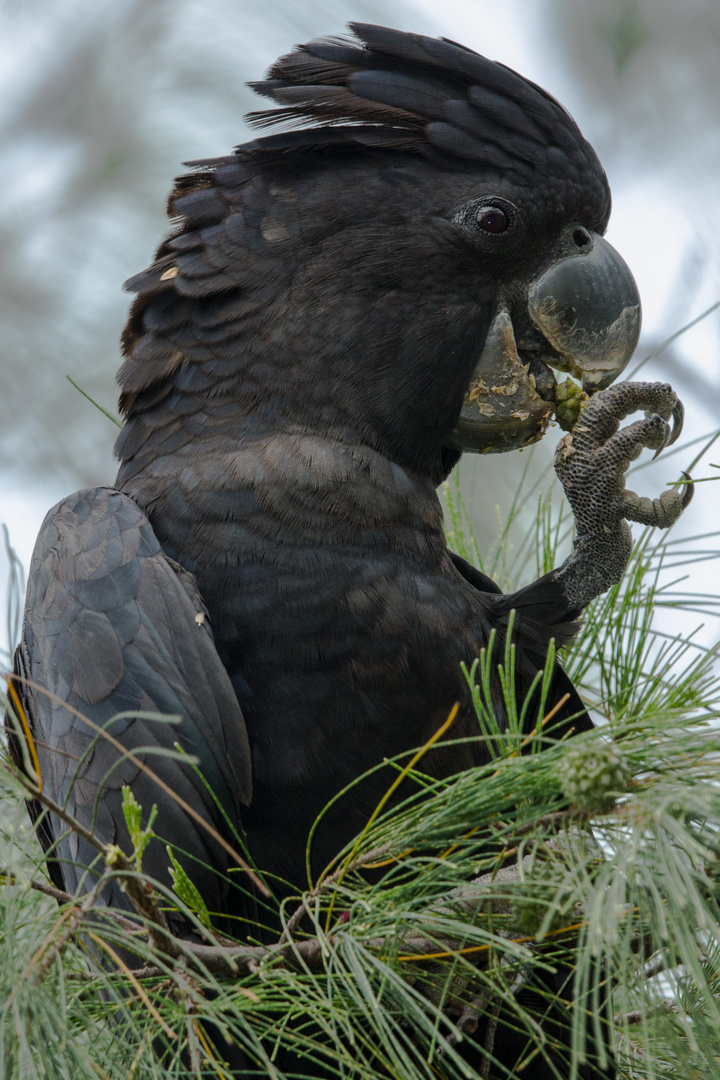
<box><xmin>166</xmin><ymin>846</ymin><xmax>211</xmax><ymax>927</ymax></box>
<box><xmin>121</xmin><ymin>786</ymin><xmax>157</xmax><ymax>869</ymax></box>
<box><xmin>65</xmin><ymin>374</ymin><xmax>122</xmax><ymax>427</ymax></box>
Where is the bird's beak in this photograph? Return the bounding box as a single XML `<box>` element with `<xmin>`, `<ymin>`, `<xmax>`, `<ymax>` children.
<box><xmin>448</xmin><ymin>231</ymin><xmax>641</xmax><ymax>453</ymax></box>
<box><xmin>527</xmin><ymin>232</ymin><xmax>641</xmax><ymax>392</ymax></box>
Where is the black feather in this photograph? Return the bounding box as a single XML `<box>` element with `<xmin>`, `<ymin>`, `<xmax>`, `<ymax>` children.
<box><xmin>11</xmin><ymin>25</ymin><xmax>618</xmax><ymax>1076</ymax></box>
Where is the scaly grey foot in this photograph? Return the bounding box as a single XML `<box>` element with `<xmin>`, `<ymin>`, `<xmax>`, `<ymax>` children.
<box><xmin>553</xmin><ymin>381</ymin><xmax>693</xmax><ymax>613</ymax></box>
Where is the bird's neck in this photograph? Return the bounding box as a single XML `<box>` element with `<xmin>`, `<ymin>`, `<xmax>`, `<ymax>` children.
<box><xmin>114</xmin><ymin>335</ymin><xmax>464</xmax><ymax>500</ymax></box>
<box><xmin>116</xmin><ymin>424</ymin><xmax>450</xmax><ymax>572</ymax></box>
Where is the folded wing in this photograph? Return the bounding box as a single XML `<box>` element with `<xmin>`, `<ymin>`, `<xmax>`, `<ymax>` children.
<box><xmin>8</xmin><ymin>487</ymin><xmax>253</xmax><ymax>926</ymax></box>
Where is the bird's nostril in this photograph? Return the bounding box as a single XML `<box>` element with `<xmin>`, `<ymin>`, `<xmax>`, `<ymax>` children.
<box><xmin>573</xmin><ymin>228</ymin><xmax>591</xmax><ymax>249</ymax></box>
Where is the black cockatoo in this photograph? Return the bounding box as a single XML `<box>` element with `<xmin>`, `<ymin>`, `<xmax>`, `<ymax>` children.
<box><xmin>8</xmin><ymin>23</ymin><xmax>691</xmax><ymax>1079</ymax></box>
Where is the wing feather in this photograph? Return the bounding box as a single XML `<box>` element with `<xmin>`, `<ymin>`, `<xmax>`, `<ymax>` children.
<box><xmin>8</xmin><ymin>487</ymin><xmax>253</xmax><ymax>922</ymax></box>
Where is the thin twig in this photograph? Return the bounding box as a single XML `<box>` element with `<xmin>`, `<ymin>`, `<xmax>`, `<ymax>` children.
<box><xmin>279</xmin><ymin>841</ymin><xmax>393</xmax><ymax>943</ymax></box>
<box><xmin>1</xmin><ymin>757</ymin><xmax>178</xmax><ymax>953</ymax></box>
<box><xmin>0</xmin><ymin>868</ymin><xmax>73</xmax><ymax>905</ymax></box>
<box><xmin>481</xmin><ymin>1002</ymin><xmax>501</xmax><ymax>1079</ymax></box>
<box><xmin>9</xmin><ymin>673</ymin><xmax>268</xmax><ymax>893</ymax></box>
<box><xmin>0</xmin><ymin>867</ymin><xmax>141</xmax><ymax>932</ymax></box>
<box><xmin>21</xmin><ymin>876</ymin><xmax>108</xmax><ymax>987</ymax></box>
<box><xmin>175</xmin><ymin>956</ymin><xmax>203</xmax><ymax>1078</ymax></box>
<box><xmin>615</xmin><ymin>1001</ymin><xmax>679</xmax><ymax>1026</ymax></box>
<box><xmin>2</xmin><ymin>758</ymin><xmax>114</xmax><ymax>859</ymax></box>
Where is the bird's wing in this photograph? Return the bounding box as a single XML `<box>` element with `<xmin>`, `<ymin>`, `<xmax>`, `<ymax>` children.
<box><xmin>7</xmin><ymin>487</ymin><xmax>253</xmax><ymax>920</ymax></box>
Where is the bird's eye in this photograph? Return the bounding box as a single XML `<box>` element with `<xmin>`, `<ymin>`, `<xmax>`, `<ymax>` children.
<box><xmin>476</xmin><ymin>206</ymin><xmax>508</xmax><ymax>234</ymax></box>
<box><xmin>452</xmin><ymin>197</ymin><xmax>518</xmax><ymax>242</ymax></box>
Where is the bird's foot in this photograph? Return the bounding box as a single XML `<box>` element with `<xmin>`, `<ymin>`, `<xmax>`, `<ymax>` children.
<box><xmin>553</xmin><ymin>381</ymin><xmax>693</xmax><ymax>612</ymax></box>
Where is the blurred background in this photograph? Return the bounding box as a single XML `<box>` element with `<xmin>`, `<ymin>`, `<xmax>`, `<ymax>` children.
<box><xmin>1</xmin><ymin>0</ymin><xmax>719</xmax><ymax>662</ymax></box>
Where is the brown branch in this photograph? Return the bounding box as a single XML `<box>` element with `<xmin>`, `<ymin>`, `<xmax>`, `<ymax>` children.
<box><xmin>31</xmin><ymin>738</ymin><xmax>81</xmax><ymax>762</ymax></box>
<box><xmin>0</xmin><ymin>867</ymin><xmax>140</xmax><ymax>933</ymax></box>
<box><xmin>175</xmin><ymin>957</ymin><xmax>202</xmax><ymax>1078</ymax></box>
<box><xmin>615</xmin><ymin>1001</ymin><xmax>679</xmax><ymax>1026</ymax></box>
<box><xmin>279</xmin><ymin>841</ymin><xmax>394</xmax><ymax>943</ymax></box>
<box><xmin>2</xmin><ymin>760</ymin><xmax>334</xmax><ymax>975</ymax></box>
<box><xmin>2</xmin><ymin>758</ymin><xmax>109</xmax><ymax>859</ymax></box>
<box><xmin>22</xmin><ymin>876</ymin><xmax>109</xmax><ymax>986</ymax></box>
<box><xmin>480</xmin><ymin>1003</ymin><xmax>500</xmax><ymax>1080</ymax></box>
<box><xmin>0</xmin><ymin>756</ymin><xmax>666</xmax><ymax>993</ymax></box>
<box><xmin>15</xmin><ymin>871</ymin><xmax>656</xmax><ymax>996</ymax></box>
<box><xmin>1</xmin><ymin>757</ymin><xmax>178</xmax><ymax>954</ymax></box>
<box><xmin>280</xmin><ymin>809</ymin><xmax>598</xmax><ymax>947</ymax></box>
<box><xmin>0</xmin><ymin>868</ymin><xmax>73</xmax><ymax>905</ymax></box>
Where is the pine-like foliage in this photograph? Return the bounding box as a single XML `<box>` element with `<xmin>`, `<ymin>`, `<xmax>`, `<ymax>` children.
<box><xmin>2</xmin><ymin>462</ymin><xmax>720</xmax><ymax>1080</ymax></box>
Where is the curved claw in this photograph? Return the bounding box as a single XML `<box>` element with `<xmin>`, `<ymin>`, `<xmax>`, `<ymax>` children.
<box><xmin>680</xmin><ymin>470</ymin><xmax>694</xmax><ymax>510</ymax></box>
<box><xmin>651</xmin><ymin>416</ymin><xmax>673</xmax><ymax>460</ymax></box>
<box><xmin>669</xmin><ymin>400</ymin><xmax>684</xmax><ymax>446</ymax></box>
